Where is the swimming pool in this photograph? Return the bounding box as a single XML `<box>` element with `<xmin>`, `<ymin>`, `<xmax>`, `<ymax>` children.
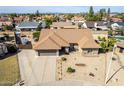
<box><xmin>112</xmin><ymin>35</ymin><xmax>124</xmax><ymax>41</ymax></box>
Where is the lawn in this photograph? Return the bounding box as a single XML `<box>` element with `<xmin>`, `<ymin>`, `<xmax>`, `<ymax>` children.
<box><xmin>0</xmin><ymin>55</ymin><xmax>21</xmax><ymax>86</ymax></box>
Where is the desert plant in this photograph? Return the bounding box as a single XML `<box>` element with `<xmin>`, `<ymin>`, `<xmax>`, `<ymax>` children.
<box><xmin>61</xmin><ymin>57</ymin><xmax>67</xmax><ymax>61</ymax></box>
<box><xmin>67</xmin><ymin>67</ymin><xmax>75</xmax><ymax>73</ymax></box>
<box><xmin>112</xmin><ymin>57</ymin><xmax>116</xmax><ymax>61</ymax></box>
<box><xmin>33</xmin><ymin>31</ymin><xmax>40</xmax><ymax>41</ymax></box>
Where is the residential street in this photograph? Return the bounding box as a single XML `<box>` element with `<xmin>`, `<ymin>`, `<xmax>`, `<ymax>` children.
<box><xmin>18</xmin><ymin>50</ymin><xmax>57</xmax><ymax>85</ymax></box>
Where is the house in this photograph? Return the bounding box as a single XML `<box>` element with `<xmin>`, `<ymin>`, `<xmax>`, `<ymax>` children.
<box><xmin>16</xmin><ymin>21</ymin><xmax>46</xmax><ymax>31</ymax></box>
<box><xmin>50</xmin><ymin>22</ymin><xmax>79</xmax><ymax>29</ymax></box>
<box><xmin>111</xmin><ymin>22</ymin><xmax>124</xmax><ymax>31</ymax></box>
<box><xmin>110</xmin><ymin>18</ymin><xmax>123</xmax><ymax>22</ymax></box>
<box><xmin>82</xmin><ymin>21</ymin><xmax>109</xmax><ymax>30</ymax></box>
<box><xmin>116</xmin><ymin>42</ymin><xmax>124</xmax><ymax>53</ymax></box>
<box><xmin>34</xmin><ymin>29</ymin><xmax>100</xmax><ymax>56</ymax></box>
<box><xmin>71</xmin><ymin>16</ymin><xmax>85</xmax><ymax>23</ymax></box>
<box><xmin>0</xmin><ymin>43</ymin><xmax>8</xmax><ymax>56</ymax></box>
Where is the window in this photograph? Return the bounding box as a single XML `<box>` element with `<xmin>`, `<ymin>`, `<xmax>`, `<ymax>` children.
<box><xmin>87</xmin><ymin>49</ymin><xmax>92</xmax><ymax>53</ymax></box>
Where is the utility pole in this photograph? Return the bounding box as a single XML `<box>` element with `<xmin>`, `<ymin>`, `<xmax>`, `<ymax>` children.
<box><xmin>105</xmin><ymin>44</ymin><xmax>117</xmax><ymax>84</ymax></box>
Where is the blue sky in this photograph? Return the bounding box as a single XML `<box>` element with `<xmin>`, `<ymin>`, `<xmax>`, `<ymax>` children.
<box><xmin>0</xmin><ymin>6</ymin><xmax>124</xmax><ymax>13</ymax></box>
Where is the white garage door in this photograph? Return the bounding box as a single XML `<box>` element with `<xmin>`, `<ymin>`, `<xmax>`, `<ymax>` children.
<box><xmin>38</xmin><ymin>50</ymin><xmax>58</xmax><ymax>56</ymax></box>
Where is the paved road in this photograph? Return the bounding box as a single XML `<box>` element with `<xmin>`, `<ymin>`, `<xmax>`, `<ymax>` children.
<box><xmin>18</xmin><ymin>50</ymin><xmax>57</xmax><ymax>85</ymax></box>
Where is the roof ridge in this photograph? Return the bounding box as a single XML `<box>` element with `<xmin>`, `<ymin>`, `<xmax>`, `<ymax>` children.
<box><xmin>53</xmin><ymin>32</ymin><xmax>69</xmax><ymax>44</ymax></box>
<box><xmin>34</xmin><ymin>32</ymin><xmax>53</xmax><ymax>49</ymax></box>
<box><xmin>49</xmin><ymin>36</ymin><xmax>62</xmax><ymax>48</ymax></box>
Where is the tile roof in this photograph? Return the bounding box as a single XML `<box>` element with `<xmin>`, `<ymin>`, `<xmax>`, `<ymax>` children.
<box><xmin>34</xmin><ymin>29</ymin><xmax>100</xmax><ymax>50</ymax></box>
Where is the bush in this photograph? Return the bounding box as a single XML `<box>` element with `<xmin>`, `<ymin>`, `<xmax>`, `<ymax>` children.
<box><xmin>33</xmin><ymin>31</ymin><xmax>40</xmax><ymax>41</ymax></box>
<box><xmin>112</xmin><ymin>57</ymin><xmax>116</xmax><ymax>61</ymax></box>
<box><xmin>67</xmin><ymin>67</ymin><xmax>75</xmax><ymax>73</ymax></box>
<box><xmin>108</xmin><ymin>31</ymin><xmax>113</xmax><ymax>36</ymax></box>
<box><xmin>7</xmin><ymin>45</ymin><xmax>17</xmax><ymax>53</ymax></box>
<box><xmin>61</xmin><ymin>57</ymin><xmax>67</xmax><ymax>61</ymax></box>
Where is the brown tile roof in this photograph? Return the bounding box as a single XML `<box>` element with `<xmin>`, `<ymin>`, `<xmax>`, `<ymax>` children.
<box><xmin>34</xmin><ymin>29</ymin><xmax>100</xmax><ymax>50</ymax></box>
<box><xmin>72</xmin><ymin>16</ymin><xmax>85</xmax><ymax>21</ymax></box>
<box><xmin>34</xmin><ymin>30</ymin><xmax>69</xmax><ymax>50</ymax></box>
<box><xmin>34</xmin><ymin>36</ymin><xmax>61</xmax><ymax>50</ymax></box>
<box><xmin>116</xmin><ymin>42</ymin><xmax>124</xmax><ymax>48</ymax></box>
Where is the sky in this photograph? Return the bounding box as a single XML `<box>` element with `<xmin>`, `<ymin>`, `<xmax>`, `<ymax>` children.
<box><xmin>0</xmin><ymin>6</ymin><xmax>124</xmax><ymax>13</ymax></box>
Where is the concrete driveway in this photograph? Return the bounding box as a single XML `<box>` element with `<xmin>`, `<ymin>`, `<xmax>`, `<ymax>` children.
<box><xmin>18</xmin><ymin>50</ymin><xmax>57</xmax><ymax>86</ymax></box>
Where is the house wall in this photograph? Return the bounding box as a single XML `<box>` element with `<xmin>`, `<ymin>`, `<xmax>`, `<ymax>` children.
<box><xmin>116</xmin><ymin>46</ymin><xmax>124</xmax><ymax>53</ymax></box>
<box><xmin>82</xmin><ymin>48</ymin><xmax>99</xmax><ymax>56</ymax></box>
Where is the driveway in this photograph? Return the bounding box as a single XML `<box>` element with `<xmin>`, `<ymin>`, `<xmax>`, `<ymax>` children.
<box><xmin>18</xmin><ymin>50</ymin><xmax>57</xmax><ymax>85</ymax></box>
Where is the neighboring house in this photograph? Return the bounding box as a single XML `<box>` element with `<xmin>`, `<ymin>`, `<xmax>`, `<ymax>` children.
<box><xmin>0</xmin><ymin>43</ymin><xmax>8</xmax><ymax>56</ymax></box>
<box><xmin>82</xmin><ymin>21</ymin><xmax>109</xmax><ymax>31</ymax></box>
<box><xmin>16</xmin><ymin>21</ymin><xmax>46</xmax><ymax>31</ymax></box>
<box><xmin>71</xmin><ymin>16</ymin><xmax>85</xmax><ymax>23</ymax></box>
<box><xmin>116</xmin><ymin>42</ymin><xmax>124</xmax><ymax>53</ymax></box>
<box><xmin>34</xmin><ymin>29</ymin><xmax>100</xmax><ymax>56</ymax></box>
<box><xmin>0</xmin><ymin>21</ymin><xmax>12</xmax><ymax>26</ymax></box>
<box><xmin>111</xmin><ymin>22</ymin><xmax>124</xmax><ymax>31</ymax></box>
<box><xmin>110</xmin><ymin>18</ymin><xmax>123</xmax><ymax>22</ymax></box>
<box><xmin>50</xmin><ymin>22</ymin><xmax>79</xmax><ymax>29</ymax></box>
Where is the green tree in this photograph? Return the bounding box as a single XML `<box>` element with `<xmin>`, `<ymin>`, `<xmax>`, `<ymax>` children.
<box><xmin>89</xmin><ymin>6</ymin><xmax>94</xmax><ymax>17</ymax></box>
<box><xmin>45</xmin><ymin>18</ymin><xmax>52</xmax><ymax>28</ymax></box>
<box><xmin>108</xmin><ymin>30</ymin><xmax>113</xmax><ymax>36</ymax></box>
<box><xmin>3</xmin><ymin>25</ymin><xmax>13</xmax><ymax>31</ymax></box>
<box><xmin>107</xmin><ymin>8</ymin><xmax>111</xmax><ymax>21</ymax></box>
<box><xmin>85</xmin><ymin>6</ymin><xmax>101</xmax><ymax>21</ymax></box>
<box><xmin>66</xmin><ymin>14</ymin><xmax>74</xmax><ymax>20</ymax></box>
<box><xmin>99</xmin><ymin>8</ymin><xmax>106</xmax><ymax>19</ymax></box>
<box><xmin>99</xmin><ymin>37</ymin><xmax>117</xmax><ymax>53</ymax></box>
<box><xmin>36</xmin><ymin>10</ymin><xmax>40</xmax><ymax>17</ymax></box>
<box><xmin>29</xmin><ymin>14</ymin><xmax>35</xmax><ymax>21</ymax></box>
<box><xmin>33</xmin><ymin>31</ymin><xmax>40</xmax><ymax>41</ymax></box>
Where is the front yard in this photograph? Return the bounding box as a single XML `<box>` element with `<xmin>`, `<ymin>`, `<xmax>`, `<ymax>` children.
<box><xmin>56</xmin><ymin>51</ymin><xmax>106</xmax><ymax>85</ymax></box>
<box><xmin>56</xmin><ymin>50</ymin><xmax>124</xmax><ymax>85</ymax></box>
<box><xmin>0</xmin><ymin>55</ymin><xmax>21</xmax><ymax>86</ymax></box>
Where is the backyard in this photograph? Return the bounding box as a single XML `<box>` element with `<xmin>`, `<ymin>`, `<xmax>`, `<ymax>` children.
<box><xmin>0</xmin><ymin>55</ymin><xmax>21</xmax><ymax>86</ymax></box>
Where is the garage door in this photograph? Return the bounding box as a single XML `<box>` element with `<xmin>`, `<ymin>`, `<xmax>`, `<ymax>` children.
<box><xmin>38</xmin><ymin>50</ymin><xmax>58</xmax><ymax>56</ymax></box>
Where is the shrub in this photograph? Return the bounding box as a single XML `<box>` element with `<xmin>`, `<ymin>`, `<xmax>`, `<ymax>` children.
<box><xmin>7</xmin><ymin>45</ymin><xmax>17</xmax><ymax>53</ymax></box>
<box><xmin>112</xmin><ymin>57</ymin><xmax>116</xmax><ymax>61</ymax></box>
<box><xmin>67</xmin><ymin>67</ymin><xmax>75</xmax><ymax>73</ymax></box>
<box><xmin>33</xmin><ymin>31</ymin><xmax>40</xmax><ymax>41</ymax></box>
<box><xmin>61</xmin><ymin>57</ymin><xmax>67</xmax><ymax>61</ymax></box>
